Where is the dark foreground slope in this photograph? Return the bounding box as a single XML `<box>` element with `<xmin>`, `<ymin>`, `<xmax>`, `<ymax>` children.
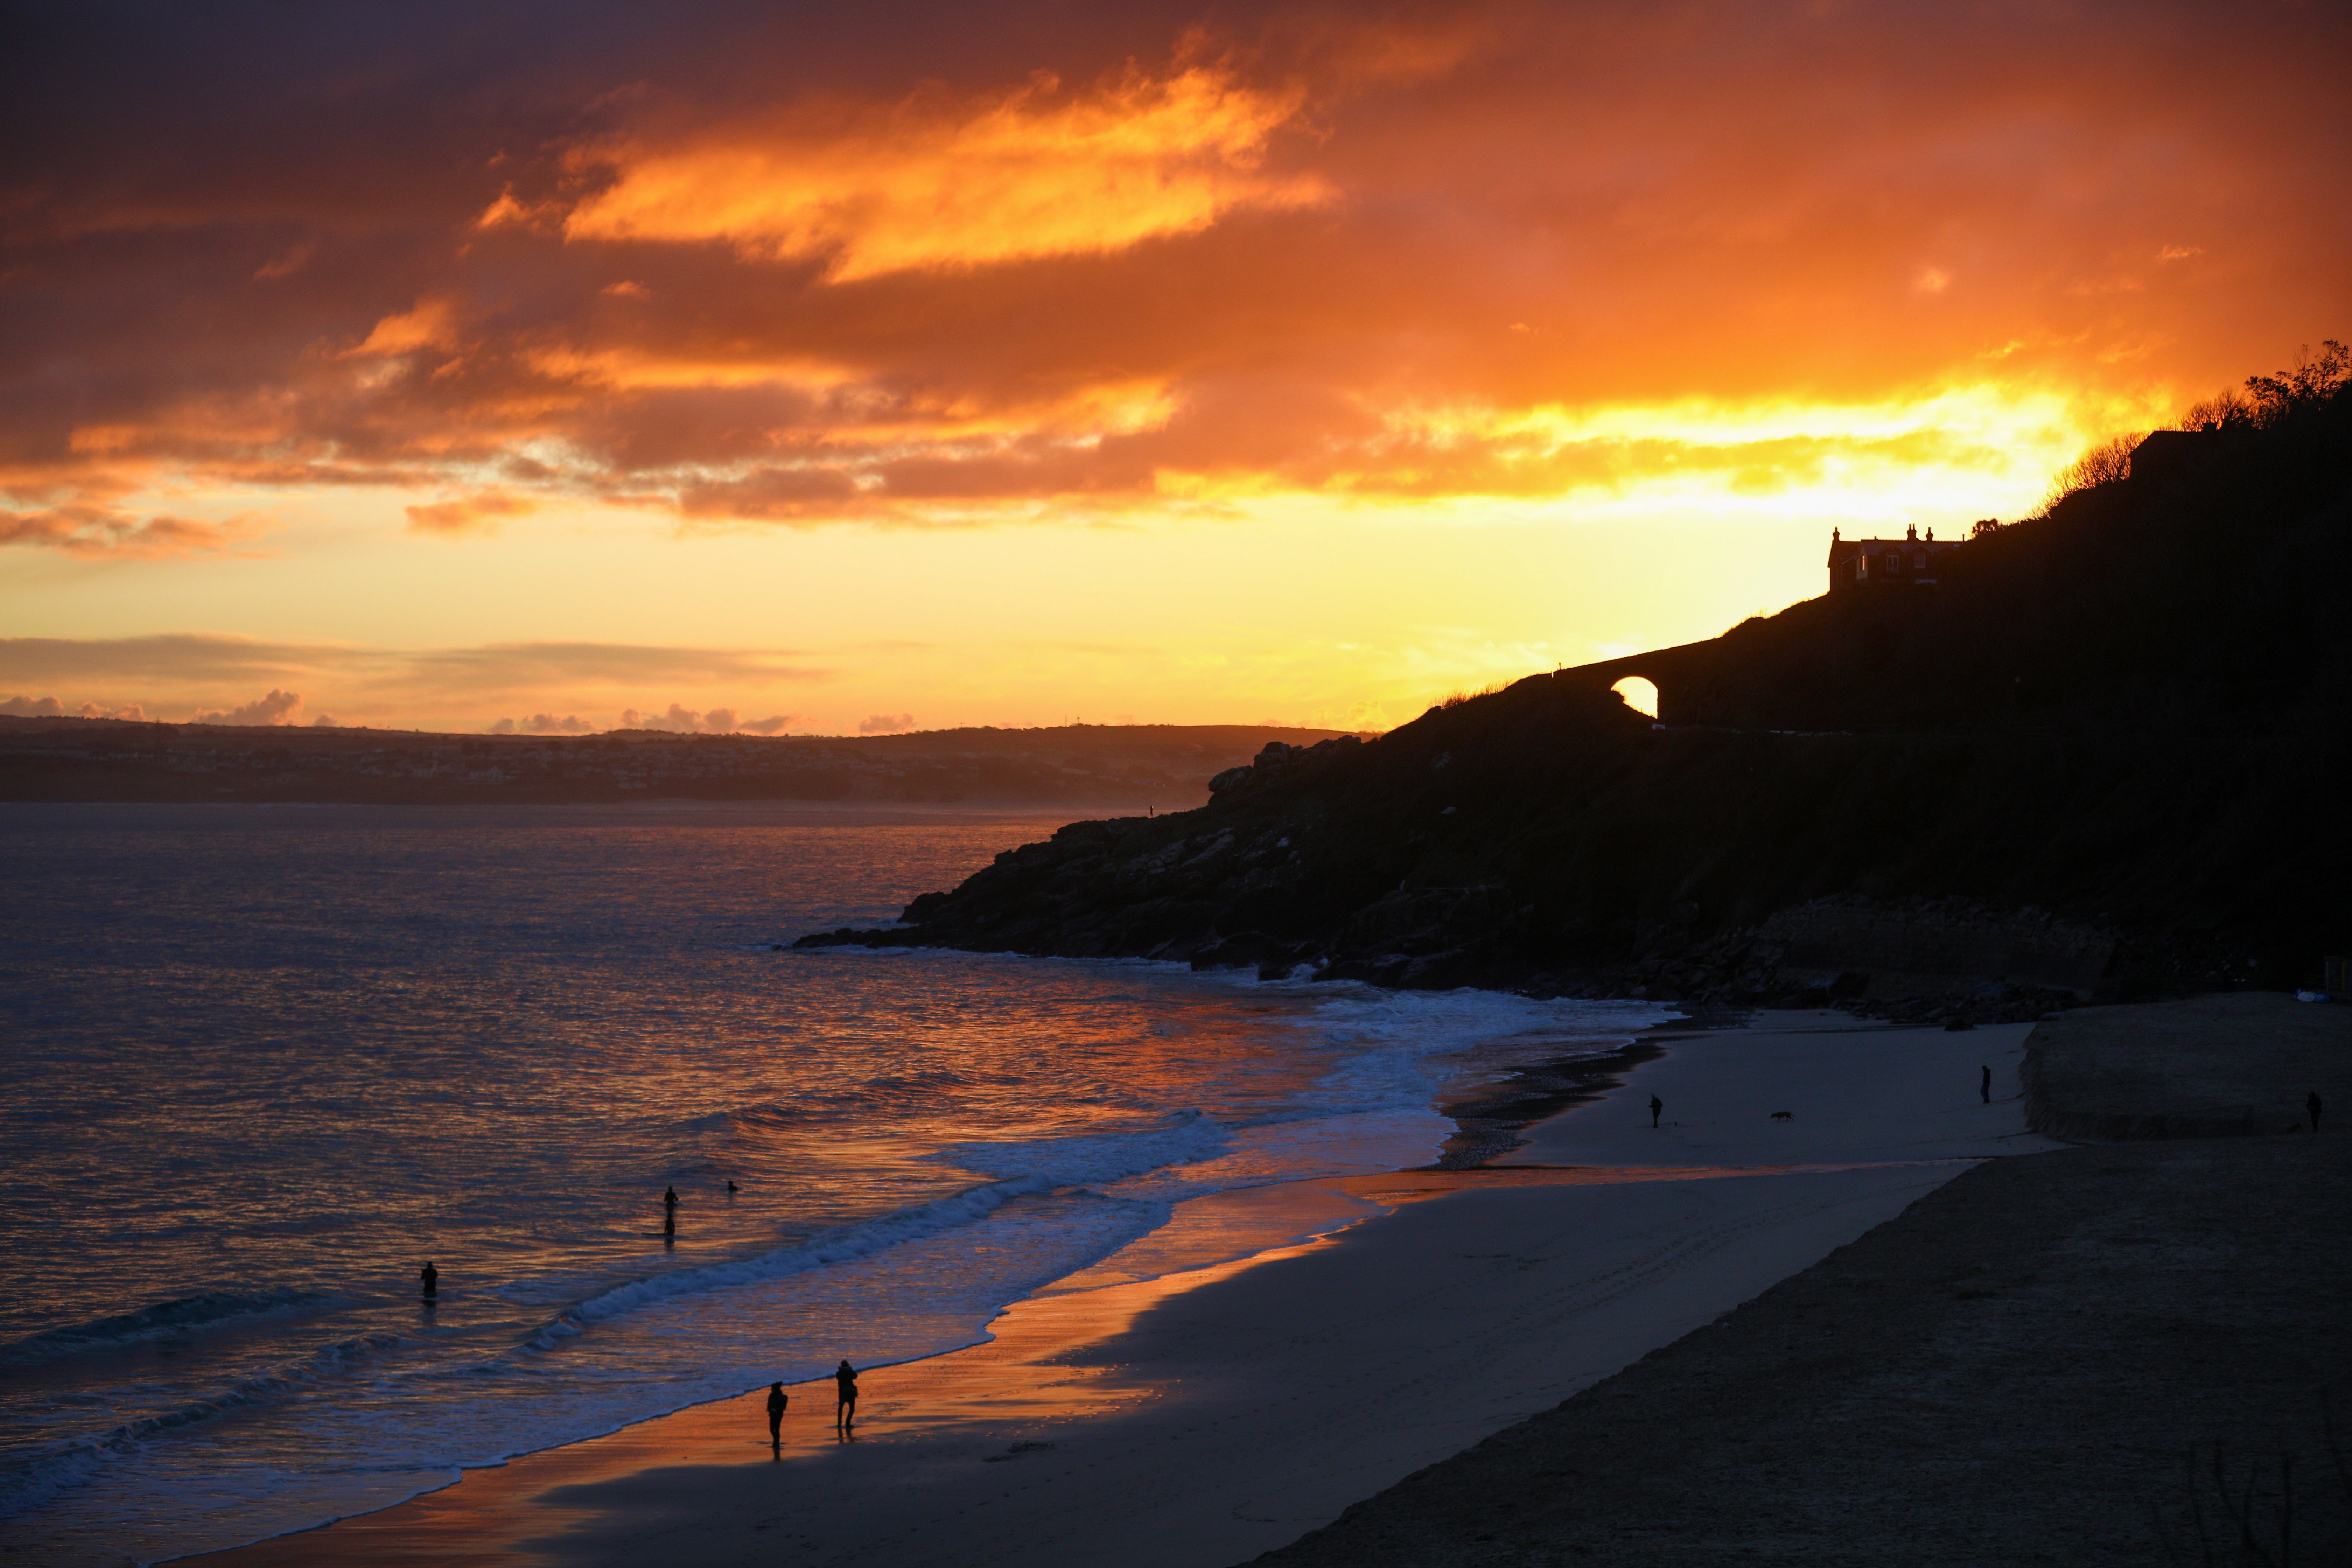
<box><xmin>1240</xmin><ymin>994</ymin><xmax>2352</xmax><ymax>1568</ymax></box>
<box><xmin>803</xmin><ymin>365</ymin><xmax>2352</xmax><ymax>995</ymax></box>
<box><xmin>1245</xmin><ymin>1143</ymin><xmax>2350</xmax><ymax>1567</ymax></box>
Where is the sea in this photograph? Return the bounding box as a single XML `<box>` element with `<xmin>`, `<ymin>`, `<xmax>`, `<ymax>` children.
<box><xmin>0</xmin><ymin>802</ymin><xmax>1670</xmax><ymax>1566</ymax></box>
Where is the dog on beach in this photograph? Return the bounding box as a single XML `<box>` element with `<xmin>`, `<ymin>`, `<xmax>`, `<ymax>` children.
<box><xmin>1770</xmin><ymin>1111</ymin><xmax>1795</xmax><ymax>1121</ymax></box>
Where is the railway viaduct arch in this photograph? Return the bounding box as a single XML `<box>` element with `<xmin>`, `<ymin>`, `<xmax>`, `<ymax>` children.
<box><xmin>1550</xmin><ymin>639</ymin><xmax>1719</xmax><ymax>726</ymax></box>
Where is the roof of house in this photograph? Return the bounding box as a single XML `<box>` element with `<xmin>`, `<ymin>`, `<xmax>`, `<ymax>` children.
<box><xmin>1827</xmin><ymin>534</ymin><xmax>1966</xmax><ymax>568</ymax></box>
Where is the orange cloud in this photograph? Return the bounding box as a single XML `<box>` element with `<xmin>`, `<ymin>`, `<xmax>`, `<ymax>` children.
<box><xmin>0</xmin><ymin>636</ymin><xmax>833</xmax><ymax>734</ymax></box>
<box><xmin>552</xmin><ymin>59</ymin><xmax>1329</xmax><ymax>279</ymax></box>
<box><xmin>4</xmin><ymin>1</ymin><xmax>2347</xmax><ymax>549</ymax></box>
<box><xmin>0</xmin><ymin>505</ymin><xmax>258</xmax><ymax>558</ymax></box>
<box><xmin>404</xmin><ymin>491</ymin><xmax>540</xmax><ymax>536</ymax></box>
<box><xmin>1</xmin><ymin>694</ymin><xmax>145</xmax><ymax>720</ymax></box>
<box><xmin>490</xmin><ymin>713</ymin><xmax>597</xmax><ymax>734</ymax></box>
<box><xmin>344</xmin><ymin>298</ymin><xmax>463</xmax><ymax>358</ymax></box>
<box><xmin>192</xmin><ymin>688</ymin><xmax>308</xmax><ymax>725</ymax></box>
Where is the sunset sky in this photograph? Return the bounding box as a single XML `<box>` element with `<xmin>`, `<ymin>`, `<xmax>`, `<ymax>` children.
<box><xmin>4</xmin><ymin>0</ymin><xmax>2346</xmax><ymax>735</ymax></box>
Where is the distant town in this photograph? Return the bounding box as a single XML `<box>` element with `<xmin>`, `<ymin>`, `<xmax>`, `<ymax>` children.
<box><xmin>0</xmin><ymin>716</ymin><xmax>1371</xmax><ymax>808</ymax></box>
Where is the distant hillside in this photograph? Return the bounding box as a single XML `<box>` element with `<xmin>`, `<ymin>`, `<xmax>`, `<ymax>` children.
<box><xmin>802</xmin><ymin>347</ymin><xmax>2352</xmax><ymax>1001</ymax></box>
<box><xmin>0</xmin><ymin>720</ymin><xmax>1371</xmax><ymax>807</ymax></box>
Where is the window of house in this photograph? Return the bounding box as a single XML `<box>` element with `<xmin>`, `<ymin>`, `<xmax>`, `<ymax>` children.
<box><xmin>1914</xmin><ymin>552</ymin><xmax>1927</xmax><ymax>569</ymax></box>
<box><xmin>1884</xmin><ymin>553</ymin><xmax>1901</xmax><ymax>572</ymax></box>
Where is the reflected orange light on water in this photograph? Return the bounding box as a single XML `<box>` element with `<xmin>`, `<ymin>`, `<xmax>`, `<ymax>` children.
<box><xmin>182</xmin><ymin>1160</ymin><xmax>1871</xmax><ymax>1568</ymax></box>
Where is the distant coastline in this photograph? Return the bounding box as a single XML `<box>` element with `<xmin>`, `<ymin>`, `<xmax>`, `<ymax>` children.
<box><xmin>0</xmin><ymin>718</ymin><xmax>1370</xmax><ymax>808</ymax></box>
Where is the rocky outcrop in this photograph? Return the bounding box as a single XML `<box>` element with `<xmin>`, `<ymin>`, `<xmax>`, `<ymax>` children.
<box><xmin>797</xmin><ymin>384</ymin><xmax>2351</xmax><ymax>1000</ymax></box>
<box><xmin>1206</xmin><ymin>735</ymin><xmax>1364</xmax><ymax>798</ymax></box>
<box><xmin>794</xmin><ymin>674</ymin><xmax>2329</xmax><ymax>1004</ymax></box>
<box><xmin>1759</xmin><ymin>896</ymin><xmax>2116</xmax><ymax>999</ymax></box>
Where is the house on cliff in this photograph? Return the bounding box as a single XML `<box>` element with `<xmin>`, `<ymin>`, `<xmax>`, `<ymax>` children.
<box><xmin>1826</xmin><ymin>523</ymin><xmax>1962</xmax><ymax>593</ymax></box>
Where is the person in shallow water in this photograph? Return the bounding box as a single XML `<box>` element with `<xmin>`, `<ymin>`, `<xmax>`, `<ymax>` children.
<box><xmin>664</xmin><ymin>1185</ymin><xmax>680</xmax><ymax>1212</ymax></box>
<box><xmin>1981</xmin><ymin>1065</ymin><xmax>1992</xmax><ymax>1104</ymax></box>
<box><xmin>2310</xmin><ymin>1090</ymin><xmax>2324</xmax><ymax>1133</ymax></box>
<box><xmin>1649</xmin><ymin>1094</ymin><xmax>1663</xmax><ymax>1129</ymax></box>
<box><xmin>835</xmin><ymin>1361</ymin><xmax>859</xmax><ymax>1427</ymax></box>
<box><xmin>418</xmin><ymin>1262</ymin><xmax>437</xmax><ymax>1298</ymax></box>
<box><xmin>766</xmin><ymin>1381</ymin><xmax>788</xmax><ymax>1448</ymax></box>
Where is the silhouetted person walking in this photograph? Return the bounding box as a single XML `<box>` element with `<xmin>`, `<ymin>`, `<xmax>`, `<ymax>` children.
<box><xmin>418</xmin><ymin>1262</ymin><xmax>438</xmax><ymax>1299</ymax></box>
<box><xmin>834</xmin><ymin>1360</ymin><xmax>859</xmax><ymax>1428</ymax></box>
<box><xmin>1981</xmin><ymin>1065</ymin><xmax>1992</xmax><ymax>1104</ymax></box>
<box><xmin>766</xmin><ymin>1381</ymin><xmax>788</xmax><ymax>1448</ymax></box>
<box><xmin>2310</xmin><ymin>1090</ymin><xmax>2324</xmax><ymax>1133</ymax></box>
<box><xmin>1649</xmin><ymin>1094</ymin><xmax>1663</xmax><ymax>1129</ymax></box>
<box><xmin>664</xmin><ymin>1185</ymin><xmax>680</xmax><ymax>1214</ymax></box>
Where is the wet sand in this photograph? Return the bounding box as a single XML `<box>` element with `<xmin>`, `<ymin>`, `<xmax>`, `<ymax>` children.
<box><xmin>182</xmin><ymin>1015</ymin><xmax>2051</xmax><ymax>1568</ymax></box>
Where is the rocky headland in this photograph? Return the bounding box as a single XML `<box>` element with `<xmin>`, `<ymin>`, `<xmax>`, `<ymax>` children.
<box><xmin>800</xmin><ymin>351</ymin><xmax>2351</xmax><ymax>1008</ymax></box>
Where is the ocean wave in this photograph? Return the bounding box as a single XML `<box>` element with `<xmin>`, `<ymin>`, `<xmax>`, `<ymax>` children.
<box><xmin>934</xmin><ymin>1108</ymin><xmax>1232</xmax><ymax>1188</ymax></box>
<box><xmin>0</xmin><ymin>1331</ymin><xmax>400</xmax><ymax>1521</ymax></box>
<box><xmin>682</xmin><ymin>1071</ymin><xmax>993</xmax><ymax>1136</ymax></box>
<box><xmin>0</xmin><ymin>1288</ymin><xmax>327</xmax><ymax>1368</ymax></box>
<box><xmin>1227</xmin><ymin>1102</ymin><xmax>1404</xmax><ymax>1130</ymax></box>
<box><xmin>526</xmin><ymin>1174</ymin><xmax>1091</xmax><ymax>1349</ymax></box>
<box><xmin>1287</xmin><ymin>993</ymin><xmax>1677</xmax><ymax>1091</ymax></box>
<box><xmin>678</xmin><ymin>1105</ymin><xmax>770</xmax><ymax>1135</ymax></box>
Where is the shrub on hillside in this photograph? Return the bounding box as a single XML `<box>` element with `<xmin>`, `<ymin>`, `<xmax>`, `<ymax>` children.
<box><xmin>2181</xmin><ymin>338</ymin><xmax>2349</xmax><ymax>431</ymax></box>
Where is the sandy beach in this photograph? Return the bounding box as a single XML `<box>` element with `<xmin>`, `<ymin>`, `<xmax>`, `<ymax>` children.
<box><xmin>1250</xmin><ymin>992</ymin><xmax>2352</xmax><ymax>1566</ymax></box>
<box><xmin>186</xmin><ymin>1013</ymin><xmax>2052</xmax><ymax>1568</ymax></box>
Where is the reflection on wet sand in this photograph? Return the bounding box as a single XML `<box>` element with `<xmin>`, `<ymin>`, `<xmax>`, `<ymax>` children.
<box><xmin>181</xmin><ymin>1158</ymin><xmax>1941</xmax><ymax>1568</ymax></box>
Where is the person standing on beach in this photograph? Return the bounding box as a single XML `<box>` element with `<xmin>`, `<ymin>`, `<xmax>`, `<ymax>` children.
<box><xmin>1649</xmin><ymin>1094</ymin><xmax>1663</xmax><ymax>1129</ymax></box>
<box><xmin>418</xmin><ymin>1262</ymin><xmax>438</xmax><ymax>1299</ymax></box>
<box><xmin>1981</xmin><ymin>1065</ymin><xmax>1992</xmax><ymax>1104</ymax></box>
<box><xmin>2310</xmin><ymin>1090</ymin><xmax>2324</xmax><ymax>1132</ymax></box>
<box><xmin>834</xmin><ymin>1360</ymin><xmax>859</xmax><ymax>1428</ymax></box>
<box><xmin>766</xmin><ymin>1381</ymin><xmax>788</xmax><ymax>1448</ymax></box>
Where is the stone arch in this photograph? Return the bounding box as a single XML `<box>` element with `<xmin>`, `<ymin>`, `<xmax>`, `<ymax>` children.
<box><xmin>1552</xmin><ymin>638</ymin><xmax>1716</xmax><ymax>726</ymax></box>
<box><xmin>1609</xmin><ymin>676</ymin><xmax>1659</xmax><ymax>719</ymax></box>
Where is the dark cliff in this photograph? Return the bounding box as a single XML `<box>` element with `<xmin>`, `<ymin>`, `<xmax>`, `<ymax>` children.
<box><xmin>800</xmin><ymin>352</ymin><xmax>2352</xmax><ymax>1000</ymax></box>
